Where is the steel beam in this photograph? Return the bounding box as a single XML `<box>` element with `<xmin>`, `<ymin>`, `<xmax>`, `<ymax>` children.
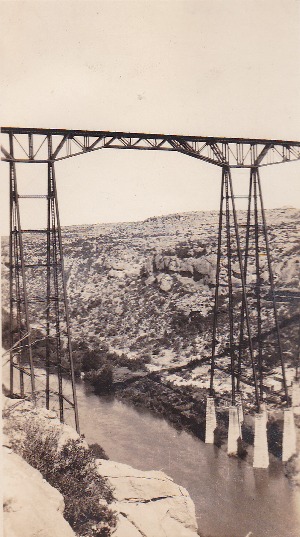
<box><xmin>9</xmin><ymin>134</ymin><xmax>36</xmax><ymax>401</ymax></box>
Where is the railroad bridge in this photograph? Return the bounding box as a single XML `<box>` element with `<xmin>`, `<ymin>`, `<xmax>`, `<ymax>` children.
<box><xmin>1</xmin><ymin>127</ymin><xmax>300</xmax><ymax>467</ymax></box>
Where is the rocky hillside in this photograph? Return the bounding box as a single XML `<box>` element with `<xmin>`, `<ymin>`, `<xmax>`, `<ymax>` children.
<box><xmin>2</xmin><ymin>208</ymin><xmax>300</xmax><ymax>407</ymax></box>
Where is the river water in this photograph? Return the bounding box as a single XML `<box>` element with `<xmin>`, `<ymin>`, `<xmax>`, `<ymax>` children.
<box><xmin>69</xmin><ymin>380</ymin><xmax>300</xmax><ymax>537</ymax></box>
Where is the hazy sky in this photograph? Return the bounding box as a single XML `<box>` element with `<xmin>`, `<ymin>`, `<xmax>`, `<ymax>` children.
<box><xmin>1</xmin><ymin>0</ymin><xmax>300</xmax><ymax>233</ymax></box>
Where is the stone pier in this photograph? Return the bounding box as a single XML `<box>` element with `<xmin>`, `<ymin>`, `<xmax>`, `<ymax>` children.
<box><xmin>282</xmin><ymin>408</ymin><xmax>297</xmax><ymax>462</ymax></box>
<box><xmin>205</xmin><ymin>396</ymin><xmax>217</xmax><ymax>444</ymax></box>
<box><xmin>228</xmin><ymin>405</ymin><xmax>241</xmax><ymax>456</ymax></box>
<box><xmin>253</xmin><ymin>412</ymin><xmax>269</xmax><ymax>468</ymax></box>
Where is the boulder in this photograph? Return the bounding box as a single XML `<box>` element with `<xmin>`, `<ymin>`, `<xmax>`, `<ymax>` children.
<box><xmin>154</xmin><ymin>254</ymin><xmax>165</xmax><ymax>271</ymax></box>
<box><xmin>97</xmin><ymin>460</ymin><xmax>199</xmax><ymax>537</ymax></box>
<box><xmin>157</xmin><ymin>274</ymin><xmax>173</xmax><ymax>292</ymax></box>
<box><xmin>168</xmin><ymin>258</ymin><xmax>179</xmax><ymax>272</ymax></box>
<box><xmin>193</xmin><ymin>258</ymin><xmax>214</xmax><ymax>281</ymax></box>
<box><xmin>145</xmin><ymin>275</ymin><xmax>156</xmax><ymax>285</ymax></box>
<box><xmin>108</xmin><ymin>269</ymin><xmax>126</xmax><ymax>279</ymax></box>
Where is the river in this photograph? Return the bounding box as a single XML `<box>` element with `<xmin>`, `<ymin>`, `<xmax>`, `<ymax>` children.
<box><xmin>67</xmin><ymin>379</ymin><xmax>300</xmax><ymax>537</ymax></box>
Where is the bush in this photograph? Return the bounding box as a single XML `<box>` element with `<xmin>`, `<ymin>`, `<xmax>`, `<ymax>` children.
<box><xmin>89</xmin><ymin>443</ymin><xmax>109</xmax><ymax>460</ymax></box>
<box><xmin>82</xmin><ymin>350</ymin><xmax>105</xmax><ymax>372</ymax></box>
<box><xmin>87</xmin><ymin>363</ymin><xmax>114</xmax><ymax>394</ymax></box>
<box><xmin>6</xmin><ymin>416</ymin><xmax>116</xmax><ymax>537</ymax></box>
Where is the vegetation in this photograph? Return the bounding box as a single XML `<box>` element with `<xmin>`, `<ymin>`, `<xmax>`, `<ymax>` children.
<box><xmin>85</xmin><ymin>363</ymin><xmax>114</xmax><ymax>394</ymax></box>
<box><xmin>5</xmin><ymin>414</ymin><xmax>116</xmax><ymax>537</ymax></box>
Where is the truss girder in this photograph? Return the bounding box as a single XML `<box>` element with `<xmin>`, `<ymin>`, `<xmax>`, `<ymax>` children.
<box><xmin>1</xmin><ymin>128</ymin><xmax>300</xmax><ymax>167</ymax></box>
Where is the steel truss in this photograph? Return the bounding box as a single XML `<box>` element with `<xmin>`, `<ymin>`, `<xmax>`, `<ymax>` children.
<box><xmin>2</xmin><ymin>127</ymin><xmax>300</xmax><ymax>427</ymax></box>
<box><xmin>210</xmin><ymin>166</ymin><xmax>290</xmax><ymax>410</ymax></box>
<box><xmin>209</xmin><ymin>167</ymin><xmax>260</xmax><ymax>409</ymax></box>
<box><xmin>1</xmin><ymin>127</ymin><xmax>300</xmax><ymax>167</ymax></box>
<box><xmin>9</xmin><ymin>137</ymin><xmax>36</xmax><ymax>402</ymax></box>
<box><xmin>238</xmin><ymin>168</ymin><xmax>289</xmax><ymax>403</ymax></box>
<box><xmin>4</xmin><ymin>132</ymin><xmax>79</xmax><ymax>432</ymax></box>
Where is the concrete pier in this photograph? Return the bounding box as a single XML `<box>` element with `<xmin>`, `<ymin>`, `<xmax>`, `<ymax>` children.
<box><xmin>228</xmin><ymin>405</ymin><xmax>241</xmax><ymax>455</ymax></box>
<box><xmin>205</xmin><ymin>396</ymin><xmax>217</xmax><ymax>444</ymax></box>
<box><xmin>253</xmin><ymin>412</ymin><xmax>269</xmax><ymax>468</ymax></box>
<box><xmin>235</xmin><ymin>393</ymin><xmax>244</xmax><ymax>424</ymax></box>
<box><xmin>282</xmin><ymin>408</ymin><xmax>297</xmax><ymax>462</ymax></box>
<box><xmin>260</xmin><ymin>402</ymin><xmax>268</xmax><ymax>427</ymax></box>
<box><xmin>292</xmin><ymin>380</ymin><xmax>300</xmax><ymax>410</ymax></box>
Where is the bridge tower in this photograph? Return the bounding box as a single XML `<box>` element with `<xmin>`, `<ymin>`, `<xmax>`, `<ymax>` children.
<box><xmin>4</xmin><ymin>132</ymin><xmax>79</xmax><ymax>433</ymax></box>
<box><xmin>209</xmin><ymin>161</ymin><xmax>292</xmax><ymax>463</ymax></box>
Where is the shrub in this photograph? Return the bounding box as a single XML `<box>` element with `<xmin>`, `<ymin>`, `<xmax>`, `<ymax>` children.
<box><xmin>87</xmin><ymin>363</ymin><xmax>114</xmax><ymax>394</ymax></box>
<box><xmin>6</xmin><ymin>416</ymin><xmax>116</xmax><ymax>537</ymax></box>
<box><xmin>89</xmin><ymin>443</ymin><xmax>109</xmax><ymax>460</ymax></box>
<box><xmin>82</xmin><ymin>350</ymin><xmax>105</xmax><ymax>372</ymax></box>
<box><xmin>139</xmin><ymin>353</ymin><xmax>152</xmax><ymax>364</ymax></box>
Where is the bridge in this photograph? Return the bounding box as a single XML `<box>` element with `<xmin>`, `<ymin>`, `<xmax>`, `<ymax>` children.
<box><xmin>1</xmin><ymin>127</ymin><xmax>300</xmax><ymax>466</ymax></box>
<box><xmin>1</xmin><ymin>127</ymin><xmax>300</xmax><ymax>167</ymax></box>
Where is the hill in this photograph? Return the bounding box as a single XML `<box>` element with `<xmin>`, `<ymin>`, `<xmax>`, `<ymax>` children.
<box><xmin>2</xmin><ymin>207</ymin><xmax>300</xmax><ymax>415</ymax></box>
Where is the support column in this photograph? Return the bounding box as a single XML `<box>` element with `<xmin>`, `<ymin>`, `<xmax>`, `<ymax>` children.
<box><xmin>205</xmin><ymin>396</ymin><xmax>217</xmax><ymax>444</ymax></box>
<box><xmin>253</xmin><ymin>412</ymin><xmax>269</xmax><ymax>468</ymax></box>
<box><xmin>210</xmin><ymin>170</ymin><xmax>225</xmax><ymax>396</ymax></box>
<box><xmin>256</xmin><ymin>169</ymin><xmax>289</xmax><ymax>404</ymax></box>
<box><xmin>52</xmin><ymin>160</ymin><xmax>80</xmax><ymax>434</ymax></box>
<box><xmin>260</xmin><ymin>402</ymin><xmax>268</xmax><ymax>427</ymax></box>
<box><xmin>228</xmin><ymin>405</ymin><xmax>241</xmax><ymax>455</ymax></box>
<box><xmin>235</xmin><ymin>392</ymin><xmax>244</xmax><ymax>424</ymax></box>
<box><xmin>292</xmin><ymin>380</ymin><xmax>300</xmax><ymax>410</ymax></box>
<box><xmin>282</xmin><ymin>408</ymin><xmax>297</xmax><ymax>462</ymax></box>
<box><xmin>228</xmin><ymin>168</ymin><xmax>260</xmax><ymax>411</ymax></box>
<box><xmin>9</xmin><ymin>134</ymin><xmax>36</xmax><ymax>402</ymax></box>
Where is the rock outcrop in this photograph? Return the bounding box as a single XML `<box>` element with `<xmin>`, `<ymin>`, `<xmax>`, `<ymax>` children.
<box><xmin>2</xmin><ymin>393</ymin><xmax>199</xmax><ymax>537</ymax></box>
<box><xmin>3</xmin><ymin>444</ymin><xmax>76</xmax><ymax>537</ymax></box>
<box><xmin>97</xmin><ymin>459</ymin><xmax>199</xmax><ymax>537</ymax></box>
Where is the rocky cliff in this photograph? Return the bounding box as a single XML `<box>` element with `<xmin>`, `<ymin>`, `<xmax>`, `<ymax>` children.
<box><xmin>3</xmin><ymin>443</ymin><xmax>76</xmax><ymax>537</ymax></box>
<box><xmin>2</xmin><ymin>394</ymin><xmax>199</xmax><ymax>537</ymax></box>
<box><xmin>101</xmin><ymin>460</ymin><xmax>198</xmax><ymax>537</ymax></box>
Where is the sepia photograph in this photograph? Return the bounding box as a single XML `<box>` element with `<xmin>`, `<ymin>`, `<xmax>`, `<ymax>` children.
<box><xmin>1</xmin><ymin>1</ymin><xmax>300</xmax><ymax>536</ymax></box>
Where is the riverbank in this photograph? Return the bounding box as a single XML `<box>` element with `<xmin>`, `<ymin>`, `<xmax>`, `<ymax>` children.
<box><xmin>2</xmin><ymin>392</ymin><xmax>200</xmax><ymax>537</ymax></box>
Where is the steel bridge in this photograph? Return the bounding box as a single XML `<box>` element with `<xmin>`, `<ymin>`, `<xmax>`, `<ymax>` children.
<box><xmin>1</xmin><ymin>127</ymin><xmax>300</xmax><ymax>167</ymax></box>
<box><xmin>1</xmin><ymin>127</ymin><xmax>300</xmax><ymax>435</ymax></box>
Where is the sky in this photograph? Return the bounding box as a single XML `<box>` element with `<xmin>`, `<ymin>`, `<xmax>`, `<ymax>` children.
<box><xmin>1</xmin><ymin>0</ymin><xmax>300</xmax><ymax>233</ymax></box>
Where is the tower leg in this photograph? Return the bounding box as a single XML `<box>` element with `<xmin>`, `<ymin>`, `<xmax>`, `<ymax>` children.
<box><xmin>256</xmin><ymin>169</ymin><xmax>289</xmax><ymax>404</ymax></box>
<box><xmin>6</xmin><ymin>135</ymin><xmax>79</xmax><ymax>433</ymax></box>
<box><xmin>8</xmin><ymin>134</ymin><xmax>36</xmax><ymax>402</ymax></box>
<box><xmin>210</xmin><ymin>170</ymin><xmax>225</xmax><ymax>396</ymax></box>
